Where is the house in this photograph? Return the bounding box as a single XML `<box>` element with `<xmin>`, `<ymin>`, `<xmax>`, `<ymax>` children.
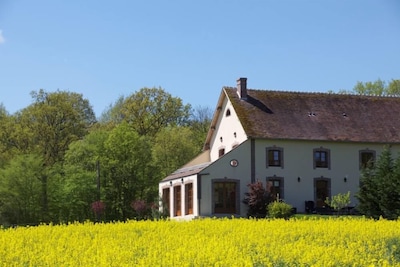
<box><xmin>159</xmin><ymin>78</ymin><xmax>400</xmax><ymax>219</ymax></box>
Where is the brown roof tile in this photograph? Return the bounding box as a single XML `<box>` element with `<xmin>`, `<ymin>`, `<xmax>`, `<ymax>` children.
<box><xmin>225</xmin><ymin>87</ymin><xmax>400</xmax><ymax>143</ymax></box>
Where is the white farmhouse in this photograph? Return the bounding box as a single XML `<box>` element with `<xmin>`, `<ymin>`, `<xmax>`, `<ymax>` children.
<box><xmin>159</xmin><ymin>78</ymin><xmax>400</xmax><ymax>219</ymax></box>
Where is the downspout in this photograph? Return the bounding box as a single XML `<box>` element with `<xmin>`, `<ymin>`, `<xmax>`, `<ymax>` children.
<box><xmin>197</xmin><ymin>172</ymin><xmax>209</xmax><ymax>217</ymax></box>
<box><xmin>251</xmin><ymin>138</ymin><xmax>255</xmax><ymax>183</ymax></box>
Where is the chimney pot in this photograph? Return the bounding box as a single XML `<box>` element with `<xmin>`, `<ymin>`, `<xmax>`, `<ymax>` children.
<box><xmin>237</xmin><ymin>77</ymin><xmax>247</xmax><ymax>99</ymax></box>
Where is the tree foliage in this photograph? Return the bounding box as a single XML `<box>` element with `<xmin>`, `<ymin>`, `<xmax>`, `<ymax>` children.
<box><xmin>98</xmin><ymin>95</ymin><xmax>125</xmax><ymax>125</ymax></box>
<box><xmin>152</xmin><ymin>126</ymin><xmax>199</xmax><ymax>178</ymax></box>
<box><xmin>189</xmin><ymin>105</ymin><xmax>213</xmax><ymax>152</ymax></box>
<box><xmin>0</xmin><ymin>154</ymin><xmax>43</xmax><ymax>225</ymax></box>
<box><xmin>25</xmin><ymin>89</ymin><xmax>96</xmax><ymax>165</ymax></box>
<box><xmin>340</xmin><ymin>79</ymin><xmax>400</xmax><ymax>96</ymax></box>
<box><xmin>0</xmin><ymin>107</ymin><xmax>15</xmax><ymax>168</ymax></box>
<box><xmin>0</xmin><ymin>86</ymin><xmax>208</xmax><ymax>224</ymax></box>
<box><xmin>60</xmin><ymin>130</ymin><xmax>109</xmax><ymax>222</ymax></box>
<box><xmin>20</xmin><ymin>89</ymin><xmax>97</xmax><ymax>221</ymax></box>
<box><xmin>356</xmin><ymin>147</ymin><xmax>400</xmax><ymax>219</ymax></box>
<box><xmin>243</xmin><ymin>181</ymin><xmax>273</xmax><ymax>218</ymax></box>
<box><xmin>102</xmin><ymin>123</ymin><xmax>158</xmax><ymax>220</ymax></box>
<box><xmin>118</xmin><ymin>87</ymin><xmax>191</xmax><ymax>137</ymax></box>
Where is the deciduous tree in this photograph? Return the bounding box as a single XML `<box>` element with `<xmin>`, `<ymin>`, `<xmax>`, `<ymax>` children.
<box><xmin>60</xmin><ymin>130</ymin><xmax>109</xmax><ymax>222</ymax></box>
<box><xmin>14</xmin><ymin>89</ymin><xmax>96</xmax><ymax>221</ymax></box>
<box><xmin>340</xmin><ymin>79</ymin><xmax>400</xmax><ymax>96</ymax></box>
<box><xmin>189</xmin><ymin>105</ymin><xmax>212</xmax><ymax>153</ymax></box>
<box><xmin>103</xmin><ymin>122</ymin><xmax>158</xmax><ymax>220</ymax></box>
<box><xmin>119</xmin><ymin>87</ymin><xmax>191</xmax><ymax>137</ymax></box>
<box><xmin>153</xmin><ymin>126</ymin><xmax>199</xmax><ymax>178</ymax></box>
<box><xmin>0</xmin><ymin>154</ymin><xmax>43</xmax><ymax>225</ymax></box>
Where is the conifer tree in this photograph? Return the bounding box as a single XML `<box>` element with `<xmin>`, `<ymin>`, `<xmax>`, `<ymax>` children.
<box><xmin>356</xmin><ymin>147</ymin><xmax>400</xmax><ymax>219</ymax></box>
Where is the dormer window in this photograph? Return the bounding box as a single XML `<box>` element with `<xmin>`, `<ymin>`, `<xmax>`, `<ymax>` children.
<box><xmin>225</xmin><ymin>109</ymin><xmax>231</xmax><ymax>117</ymax></box>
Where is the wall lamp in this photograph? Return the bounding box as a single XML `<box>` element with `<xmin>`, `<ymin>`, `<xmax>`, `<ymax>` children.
<box><xmin>297</xmin><ymin>177</ymin><xmax>301</xmax><ymax>182</ymax></box>
<box><xmin>169</xmin><ymin>181</ymin><xmax>172</xmax><ymax>186</ymax></box>
<box><xmin>181</xmin><ymin>178</ymin><xmax>184</xmax><ymax>184</ymax></box>
<box><xmin>344</xmin><ymin>176</ymin><xmax>348</xmax><ymax>183</ymax></box>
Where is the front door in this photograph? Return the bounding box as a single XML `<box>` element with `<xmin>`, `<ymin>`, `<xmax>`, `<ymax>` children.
<box><xmin>213</xmin><ymin>181</ymin><xmax>237</xmax><ymax>214</ymax></box>
<box><xmin>315</xmin><ymin>179</ymin><xmax>330</xmax><ymax>208</ymax></box>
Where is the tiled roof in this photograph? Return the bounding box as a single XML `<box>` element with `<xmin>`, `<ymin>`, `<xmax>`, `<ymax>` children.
<box><xmin>225</xmin><ymin>87</ymin><xmax>400</xmax><ymax>143</ymax></box>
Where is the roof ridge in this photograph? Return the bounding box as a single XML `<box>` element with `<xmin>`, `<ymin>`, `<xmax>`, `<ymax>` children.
<box><xmin>224</xmin><ymin>87</ymin><xmax>400</xmax><ymax>98</ymax></box>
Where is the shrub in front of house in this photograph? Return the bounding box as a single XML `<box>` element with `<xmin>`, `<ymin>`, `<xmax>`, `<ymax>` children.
<box><xmin>243</xmin><ymin>181</ymin><xmax>274</xmax><ymax>218</ymax></box>
<box><xmin>325</xmin><ymin>191</ymin><xmax>351</xmax><ymax>215</ymax></box>
<box><xmin>267</xmin><ymin>201</ymin><xmax>293</xmax><ymax>219</ymax></box>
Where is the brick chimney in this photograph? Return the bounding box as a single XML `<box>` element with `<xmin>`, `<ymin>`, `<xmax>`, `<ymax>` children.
<box><xmin>237</xmin><ymin>77</ymin><xmax>247</xmax><ymax>100</ymax></box>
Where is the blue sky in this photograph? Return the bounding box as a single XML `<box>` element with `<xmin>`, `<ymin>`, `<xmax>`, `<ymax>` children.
<box><xmin>1</xmin><ymin>0</ymin><xmax>399</xmax><ymax>117</ymax></box>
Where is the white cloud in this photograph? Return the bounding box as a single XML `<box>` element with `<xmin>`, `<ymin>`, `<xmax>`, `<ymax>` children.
<box><xmin>0</xmin><ymin>30</ymin><xmax>5</xmax><ymax>44</ymax></box>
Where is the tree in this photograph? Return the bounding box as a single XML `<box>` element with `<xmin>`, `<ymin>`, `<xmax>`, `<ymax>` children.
<box><xmin>353</xmin><ymin>79</ymin><xmax>386</xmax><ymax>95</ymax></box>
<box><xmin>25</xmin><ymin>89</ymin><xmax>96</xmax><ymax>165</ymax></box>
<box><xmin>356</xmin><ymin>147</ymin><xmax>400</xmax><ymax>219</ymax></box>
<box><xmin>0</xmin><ymin>154</ymin><xmax>43</xmax><ymax>225</ymax></box>
<box><xmin>243</xmin><ymin>181</ymin><xmax>273</xmax><ymax>218</ymax></box>
<box><xmin>188</xmin><ymin>105</ymin><xmax>213</xmax><ymax>153</ymax></box>
<box><xmin>103</xmin><ymin>122</ymin><xmax>158</xmax><ymax>220</ymax></box>
<box><xmin>60</xmin><ymin>130</ymin><xmax>109</xmax><ymax>222</ymax></box>
<box><xmin>340</xmin><ymin>79</ymin><xmax>400</xmax><ymax>96</ymax></box>
<box><xmin>119</xmin><ymin>87</ymin><xmax>191</xmax><ymax>137</ymax></box>
<box><xmin>387</xmin><ymin>79</ymin><xmax>400</xmax><ymax>95</ymax></box>
<box><xmin>13</xmin><ymin>89</ymin><xmax>96</xmax><ymax>222</ymax></box>
<box><xmin>0</xmin><ymin>106</ymin><xmax>15</xmax><ymax>168</ymax></box>
<box><xmin>98</xmin><ymin>95</ymin><xmax>125</xmax><ymax>125</ymax></box>
<box><xmin>152</xmin><ymin>126</ymin><xmax>199</xmax><ymax>178</ymax></box>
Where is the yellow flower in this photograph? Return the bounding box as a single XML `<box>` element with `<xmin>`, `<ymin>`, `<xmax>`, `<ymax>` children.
<box><xmin>0</xmin><ymin>217</ymin><xmax>400</xmax><ymax>266</ymax></box>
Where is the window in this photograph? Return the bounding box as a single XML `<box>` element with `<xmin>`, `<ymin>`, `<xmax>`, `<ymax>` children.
<box><xmin>162</xmin><ymin>188</ymin><xmax>170</xmax><ymax>215</ymax></box>
<box><xmin>226</xmin><ymin>109</ymin><xmax>231</xmax><ymax>116</ymax></box>
<box><xmin>266</xmin><ymin>147</ymin><xmax>284</xmax><ymax>168</ymax></box>
<box><xmin>173</xmin><ymin>185</ymin><xmax>181</xmax><ymax>216</ymax></box>
<box><xmin>313</xmin><ymin>148</ymin><xmax>330</xmax><ymax>169</ymax></box>
<box><xmin>213</xmin><ymin>180</ymin><xmax>238</xmax><ymax>214</ymax></box>
<box><xmin>185</xmin><ymin>183</ymin><xmax>193</xmax><ymax>215</ymax></box>
<box><xmin>266</xmin><ymin>177</ymin><xmax>284</xmax><ymax>201</ymax></box>
<box><xmin>359</xmin><ymin>150</ymin><xmax>375</xmax><ymax>169</ymax></box>
<box><xmin>218</xmin><ymin>148</ymin><xmax>225</xmax><ymax>158</ymax></box>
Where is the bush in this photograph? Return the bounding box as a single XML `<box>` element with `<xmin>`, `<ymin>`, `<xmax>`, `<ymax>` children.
<box><xmin>267</xmin><ymin>201</ymin><xmax>293</xmax><ymax>219</ymax></box>
<box><xmin>325</xmin><ymin>191</ymin><xmax>351</xmax><ymax>215</ymax></box>
<box><xmin>243</xmin><ymin>181</ymin><xmax>273</xmax><ymax>218</ymax></box>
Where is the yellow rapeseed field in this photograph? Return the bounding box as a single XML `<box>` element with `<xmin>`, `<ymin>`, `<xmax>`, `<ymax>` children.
<box><xmin>0</xmin><ymin>217</ymin><xmax>399</xmax><ymax>266</ymax></box>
